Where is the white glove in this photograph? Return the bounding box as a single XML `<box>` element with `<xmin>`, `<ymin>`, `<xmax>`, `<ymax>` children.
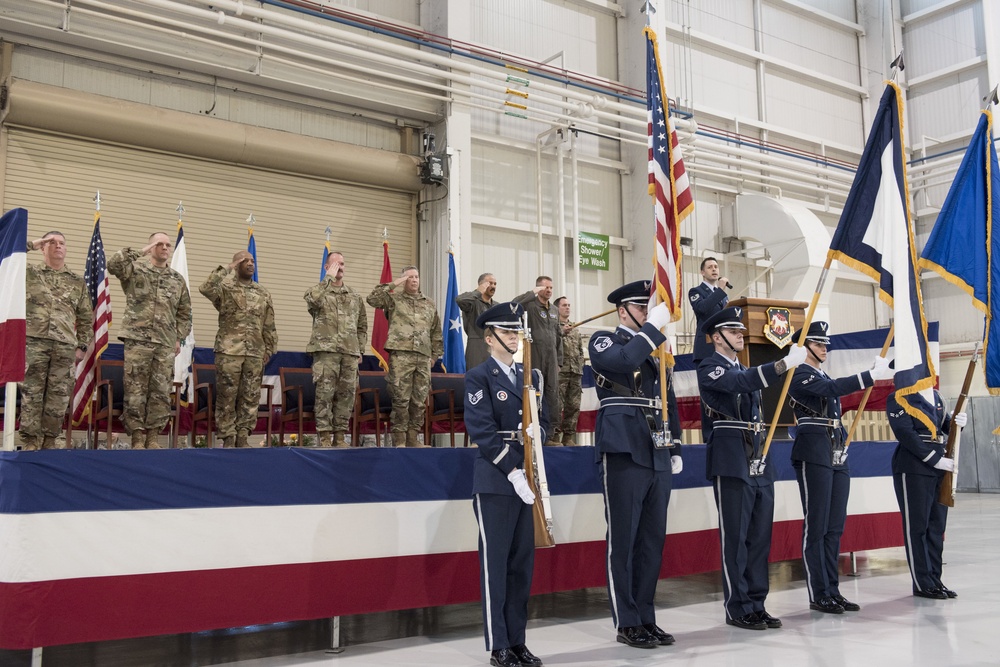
<box><xmin>507</xmin><ymin>469</ymin><xmax>536</xmax><ymax>504</ymax></box>
<box><xmin>646</xmin><ymin>302</ymin><xmax>671</xmax><ymax>330</ymax></box>
<box><xmin>953</xmin><ymin>412</ymin><xmax>968</xmax><ymax>428</ymax></box>
<box><xmin>671</xmin><ymin>455</ymin><xmax>683</xmax><ymax>475</ymax></box>
<box><xmin>933</xmin><ymin>457</ymin><xmax>956</xmax><ymax>472</ymax></box>
<box><xmin>516</xmin><ymin>422</ymin><xmax>539</xmax><ymax>442</ymax></box>
<box><xmin>782</xmin><ymin>344</ymin><xmax>807</xmax><ymax>370</ymax></box>
<box><xmin>870</xmin><ymin>355</ymin><xmax>893</xmax><ymax>381</ymax></box>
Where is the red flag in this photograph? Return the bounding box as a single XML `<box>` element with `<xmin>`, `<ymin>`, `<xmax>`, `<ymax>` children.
<box><xmin>72</xmin><ymin>212</ymin><xmax>111</xmax><ymax>426</ymax></box>
<box><xmin>371</xmin><ymin>240</ymin><xmax>392</xmax><ymax>371</ymax></box>
<box><xmin>645</xmin><ymin>26</ymin><xmax>693</xmax><ymax>320</ymax></box>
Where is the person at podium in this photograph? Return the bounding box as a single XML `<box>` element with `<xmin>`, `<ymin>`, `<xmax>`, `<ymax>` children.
<box><xmin>696</xmin><ymin>306</ymin><xmax>806</xmax><ymax>631</ymax></box>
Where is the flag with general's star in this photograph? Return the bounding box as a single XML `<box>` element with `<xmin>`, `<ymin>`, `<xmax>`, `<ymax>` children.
<box><xmin>442</xmin><ymin>250</ymin><xmax>465</xmax><ymax>373</ymax></box>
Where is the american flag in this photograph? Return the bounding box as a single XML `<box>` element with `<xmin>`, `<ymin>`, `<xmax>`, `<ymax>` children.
<box><xmin>71</xmin><ymin>213</ymin><xmax>111</xmax><ymax>426</ymax></box>
<box><xmin>645</xmin><ymin>26</ymin><xmax>693</xmax><ymax>320</ymax></box>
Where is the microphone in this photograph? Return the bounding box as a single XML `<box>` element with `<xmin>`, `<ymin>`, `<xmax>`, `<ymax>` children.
<box><xmin>724</xmin><ymin>281</ymin><xmax>733</xmax><ymax>289</ymax></box>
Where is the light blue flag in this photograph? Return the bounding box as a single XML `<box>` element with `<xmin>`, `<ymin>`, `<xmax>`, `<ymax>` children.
<box><xmin>920</xmin><ymin>109</ymin><xmax>1000</xmax><ymax>394</ymax></box>
<box><xmin>247</xmin><ymin>226</ymin><xmax>259</xmax><ymax>283</ymax></box>
<box><xmin>442</xmin><ymin>251</ymin><xmax>466</xmax><ymax>373</ymax></box>
<box><xmin>827</xmin><ymin>82</ymin><xmax>936</xmax><ymax>433</ymax></box>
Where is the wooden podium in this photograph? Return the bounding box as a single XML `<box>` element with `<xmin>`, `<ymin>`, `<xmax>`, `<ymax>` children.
<box><xmin>729</xmin><ymin>297</ymin><xmax>808</xmax><ymax>426</ymax></box>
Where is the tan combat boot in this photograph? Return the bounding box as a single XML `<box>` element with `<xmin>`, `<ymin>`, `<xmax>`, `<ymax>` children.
<box><xmin>19</xmin><ymin>436</ymin><xmax>39</xmax><ymax>452</ymax></box>
<box><xmin>407</xmin><ymin>430</ymin><xmax>430</xmax><ymax>448</ymax></box>
<box><xmin>222</xmin><ymin>435</ymin><xmax>236</xmax><ymax>448</ymax></box>
<box><xmin>562</xmin><ymin>435</ymin><xmax>577</xmax><ymax>447</ymax></box>
<box><xmin>332</xmin><ymin>431</ymin><xmax>349</xmax><ymax>448</ymax></box>
<box><xmin>392</xmin><ymin>431</ymin><xmax>407</xmax><ymax>448</ymax></box>
<box><xmin>131</xmin><ymin>430</ymin><xmax>147</xmax><ymax>449</ymax></box>
<box><xmin>146</xmin><ymin>431</ymin><xmax>163</xmax><ymax>449</ymax></box>
<box><xmin>235</xmin><ymin>432</ymin><xmax>250</xmax><ymax>448</ymax></box>
<box><xmin>317</xmin><ymin>431</ymin><xmax>333</xmax><ymax>448</ymax></box>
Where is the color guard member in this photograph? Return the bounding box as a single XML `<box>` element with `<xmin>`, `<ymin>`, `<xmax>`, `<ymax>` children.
<box><xmin>788</xmin><ymin>321</ymin><xmax>891</xmax><ymax>613</ymax></box>
<box><xmin>465</xmin><ymin>302</ymin><xmax>549</xmax><ymax>667</ymax></box>
<box><xmin>589</xmin><ymin>280</ymin><xmax>681</xmax><ymax>649</ymax></box>
<box><xmin>887</xmin><ymin>388</ymin><xmax>966</xmax><ymax>600</ymax></box>
<box><xmin>697</xmin><ymin>306</ymin><xmax>806</xmax><ymax>630</ymax></box>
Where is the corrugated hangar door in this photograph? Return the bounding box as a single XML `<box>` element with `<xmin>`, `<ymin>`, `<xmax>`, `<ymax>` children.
<box><xmin>2</xmin><ymin>129</ymin><xmax>415</xmax><ymax>352</ymax></box>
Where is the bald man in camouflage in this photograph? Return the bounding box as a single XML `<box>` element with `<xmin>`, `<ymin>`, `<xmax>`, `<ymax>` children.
<box><xmin>200</xmin><ymin>250</ymin><xmax>278</xmax><ymax>448</ymax></box>
<box><xmin>367</xmin><ymin>265</ymin><xmax>443</xmax><ymax>448</ymax></box>
<box><xmin>20</xmin><ymin>232</ymin><xmax>93</xmax><ymax>450</ymax></box>
<box><xmin>108</xmin><ymin>232</ymin><xmax>192</xmax><ymax>449</ymax></box>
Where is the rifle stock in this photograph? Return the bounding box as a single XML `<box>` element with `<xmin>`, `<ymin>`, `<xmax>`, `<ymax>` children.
<box><xmin>521</xmin><ymin>317</ymin><xmax>555</xmax><ymax>548</ymax></box>
<box><xmin>938</xmin><ymin>346</ymin><xmax>979</xmax><ymax>507</ymax></box>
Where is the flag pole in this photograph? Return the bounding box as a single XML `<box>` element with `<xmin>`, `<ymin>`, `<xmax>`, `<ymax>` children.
<box><xmin>841</xmin><ymin>323</ymin><xmax>894</xmax><ymax>450</ymax></box>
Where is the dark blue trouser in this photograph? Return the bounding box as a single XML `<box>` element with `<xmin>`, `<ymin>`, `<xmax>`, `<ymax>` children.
<box><xmin>714</xmin><ymin>475</ymin><xmax>774</xmax><ymax>620</ymax></box>
<box><xmin>601</xmin><ymin>453</ymin><xmax>672</xmax><ymax>628</ymax></box>
<box><xmin>893</xmin><ymin>472</ymin><xmax>948</xmax><ymax>593</ymax></box>
<box><xmin>794</xmin><ymin>461</ymin><xmax>850</xmax><ymax>601</ymax></box>
<box><xmin>474</xmin><ymin>492</ymin><xmax>534</xmax><ymax>650</ymax></box>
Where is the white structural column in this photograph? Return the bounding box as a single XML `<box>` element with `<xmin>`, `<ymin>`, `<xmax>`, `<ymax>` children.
<box><xmin>422</xmin><ymin>0</ymin><xmax>473</xmax><ymax>301</ymax></box>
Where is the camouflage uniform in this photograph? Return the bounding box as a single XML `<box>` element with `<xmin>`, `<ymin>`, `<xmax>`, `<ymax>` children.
<box><xmin>305</xmin><ymin>278</ymin><xmax>367</xmax><ymax>440</ymax></box>
<box><xmin>20</xmin><ymin>258</ymin><xmax>93</xmax><ymax>450</ymax></box>
<box><xmin>556</xmin><ymin>320</ymin><xmax>585</xmax><ymax>444</ymax></box>
<box><xmin>514</xmin><ymin>291</ymin><xmax>563</xmax><ymax>432</ymax></box>
<box><xmin>455</xmin><ymin>290</ymin><xmax>494</xmax><ymax>369</ymax></box>
<box><xmin>366</xmin><ymin>283</ymin><xmax>443</xmax><ymax>441</ymax></box>
<box><xmin>108</xmin><ymin>247</ymin><xmax>192</xmax><ymax>446</ymax></box>
<box><xmin>200</xmin><ymin>266</ymin><xmax>278</xmax><ymax>447</ymax></box>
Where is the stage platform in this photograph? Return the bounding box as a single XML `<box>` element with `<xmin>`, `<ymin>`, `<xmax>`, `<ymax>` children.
<box><xmin>0</xmin><ymin>442</ymin><xmax>903</xmax><ymax>651</ymax></box>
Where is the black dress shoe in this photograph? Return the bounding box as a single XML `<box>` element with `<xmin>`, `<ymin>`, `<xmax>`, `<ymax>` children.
<box><xmin>510</xmin><ymin>644</ymin><xmax>543</xmax><ymax>666</ymax></box>
<box><xmin>641</xmin><ymin>623</ymin><xmax>675</xmax><ymax>645</ymax></box>
<box><xmin>755</xmin><ymin>609</ymin><xmax>783</xmax><ymax>628</ymax></box>
<box><xmin>616</xmin><ymin>626</ymin><xmax>658</xmax><ymax>648</ymax></box>
<box><xmin>913</xmin><ymin>588</ymin><xmax>948</xmax><ymax>600</ymax></box>
<box><xmin>491</xmin><ymin>648</ymin><xmax>521</xmax><ymax>667</ymax></box>
<box><xmin>832</xmin><ymin>594</ymin><xmax>861</xmax><ymax>611</ymax></box>
<box><xmin>809</xmin><ymin>596</ymin><xmax>845</xmax><ymax>614</ymax></box>
<box><xmin>725</xmin><ymin>613</ymin><xmax>767</xmax><ymax>630</ymax></box>
<box><xmin>939</xmin><ymin>586</ymin><xmax>958</xmax><ymax>599</ymax></box>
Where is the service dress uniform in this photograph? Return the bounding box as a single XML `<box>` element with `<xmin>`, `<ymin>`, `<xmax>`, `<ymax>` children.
<box><xmin>589</xmin><ymin>281</ymin><xmax>681</xmax><ymax>649</ymax></box>
<box><xmin>887</xmin><ymin>389</ymin><xmax>960</xmax><ymax>599</ymax></box>
<box><xmin>696</xmin><ymin>307</ymin><xmax>787</xmax><ymax>630</ymax></box>
<box><xmin>788</xmin><ymin>322</ymin><xmax>874</xmax><ymax>613</ymax></box>
<box><xmin>465</xmin><ymin>302</ymin><xmax>549</xmax><ymax>667</ymax></box>
<box><xmin>687</xmin><ymin>281</ymin><xmax>728</xmax><ymax>362</ymax></box>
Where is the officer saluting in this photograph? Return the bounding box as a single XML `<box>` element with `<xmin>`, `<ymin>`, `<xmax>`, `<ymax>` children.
<box><xmin>887</xmin><ymin>387</ymin><xmax>966</xmax><ymax>600</ymax></box>
<box><xmin>465</xmin><ymin>302</ymin><xmax>549</xmax><ymax>667</ymax></box>
<box><xmin>589</xmin><ymin>280</ymin><xmax>681</xmax><ymax>649</ymax></box>
<box><xmin>696</xmin><ymin>306</ymin><xmax>806</xmax><ymax>631</ymax></box>
<box><xmin>788</xmin><ymin>322</ymin><xmax>892</xmax><ymax>614</ymax></box>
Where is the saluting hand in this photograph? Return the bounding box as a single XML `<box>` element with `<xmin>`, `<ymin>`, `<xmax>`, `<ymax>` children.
<box><xmin>29</xmin><ymin>238</ymin><xmax>51</xmax><ymax>251</ymax></box>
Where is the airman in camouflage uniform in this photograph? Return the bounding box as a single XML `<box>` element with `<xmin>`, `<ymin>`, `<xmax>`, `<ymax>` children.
<box><xmin>305</xmin><ymin>251</ymin><xmax>367</xmax><ymax>448</ymax></box>
<box><xmin>366</xmin><ymin>265</ymin><xmax>443</xmax><ymax>448</ymax></box>
<box><xmin>108</xmin><ymin>232</ymin><xmax>192</xmax><ymax>449</ymax></box>
<box><xmin>19</xmin><ymin>232</ymin><xmax>93</xmax><ymax>451</ymax></box>
<box><xmin>514</xmin><ymin>276</ymin><xmax>563</xmax><ymax>445</ymax></box>
<box><xmin>555</xmin><ymin>296</ymin><xmax>585</xmax><ymax>446</ymax></box>
<box><xmin>455</xmin><ymin>272</ymin><xmax>496</xmax><ymax>369</ymax></box>
<box><xmin>200</xmin><ymin>250</ymin><xmax>278</xmax><ymax>448</ymax></box>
